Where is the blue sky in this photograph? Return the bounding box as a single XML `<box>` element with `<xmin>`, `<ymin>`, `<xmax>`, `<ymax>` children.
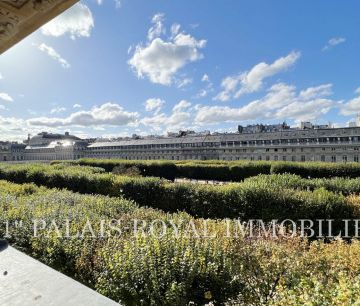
<box><xmin>0</xmin><ymin>0</ymin><xmax>360</xmax><ymax>141</ymax></box>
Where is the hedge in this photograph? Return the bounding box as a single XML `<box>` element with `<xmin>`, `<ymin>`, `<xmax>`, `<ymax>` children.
<box><xmin>52</xmin><ymin>159</ymin><xmax>179</xmax><ymax>180</ymax></box>
<box><xmin>52</xmin><ymin>158</ymin><xmax>360</xmax><ymax>181</ymax></box>
<box><xmin>0</xmin><ymin>164</ymin><xmax>357</xmax><ymax>225</ymax></box>
<box><xmin>270</xmin><ymin>161</ymin><xmax>360</xmax><ymax>178</ymax></box>
<box><xmin>2</xmin><ymin>179</ymin><xmax>360</xmax><ymax>304</ymax></box>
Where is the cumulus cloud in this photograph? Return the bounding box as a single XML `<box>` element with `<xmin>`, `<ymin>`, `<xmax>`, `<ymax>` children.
<box><xmin>145</xmin><ymin>98</ymin><xmax>165</xmax><ymax>114</ymax></box>
<box><xmin>0</xmin><ymin>115</ymin><xmax>32</xmax><ymax>141</ymax></box>
<box><xmin>339</xmin><ymin>89</ymin><xmax>360</xmax><ymax>116</ymax></box>
<box><xmin>141</xmin><ymin>100</ymin><xmax>192</xmax><ymax>131</ymax></box>
<box><xmin>323</xmin><ymin>37</ymin><xmax>346</xmax><ymax>51</ymax></box>
<box><xmin>173</xmin><ymin>100</ymin><xmax>191</xmax><ymax>112</ymax></box>
<box><xmin>128</xmin><ymin>13</ymin><xmax>206</xmax><ymax>85</ymax></box>
<box><xmin>196</xmin><ymin>83</ymin><xmax>334</xmax><ymax>124</ymax></box>
<box><xmin>299</xmin><ymin>84</ymin><xmax>333</xmax><ymax>100</ymax></box>
<box><xmin>28</xmin><ymin>103</ymin><xmax>139</xmax><ymax>127</ymax></box>
<box><xmin>73</xmin><ymin>104</ymin><xmax>82</xmax><ymax>108</ymax></box>
<box><xmin>41</xmin><ymin>3</ymin><xmax>94</xmax><ymax>39</ymax></box>
<box><xmin>37</xmin><ymin>43</ymin><xmax>70</xmax><ymax>68</ymax></box>
<box><xmin>214</xmin><ymin>51</ymin><xmax>301</xmax><ymax>101</ymax></box>
<box><xmin>0</xmin><ymin>92</ymin><xmax>14</xmax><ymax>102</ymax></box>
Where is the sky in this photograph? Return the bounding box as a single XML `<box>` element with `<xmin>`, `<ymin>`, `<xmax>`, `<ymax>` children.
<box><xmin>1</xmin><ymin>0</ymin><xmax>360</xmax><ymax>141</ymax></box>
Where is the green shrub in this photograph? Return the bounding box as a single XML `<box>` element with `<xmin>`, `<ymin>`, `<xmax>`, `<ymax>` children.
<box><xmin>271</xmin><ymin>161</ymin><xmax>360</xmax><ymax>178</ymax></box>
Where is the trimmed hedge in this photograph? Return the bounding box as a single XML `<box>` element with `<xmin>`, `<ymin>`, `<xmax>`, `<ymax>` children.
<box><xmin>2</xmin><ymin>179</ymin><xmax>360</xmax><ymax>305</ymax></box>
<box><xmin>270</xmin><ymin>161</ymin><xmax>360</xmax><ymax>178</ymax></box>
<box><xmin>53</xmin><ymin>158</ymin><xmax>360</xmax><ymax>181</ymax></box>
<box><xmin>0</xmin><ymin>164</ymin><xmax>356</xmax><ymax>225</ymax></box>
<box><xmin>52</xmin><ymin>159</ymin><xmax>178</xmax><ymax>180</ymax></box>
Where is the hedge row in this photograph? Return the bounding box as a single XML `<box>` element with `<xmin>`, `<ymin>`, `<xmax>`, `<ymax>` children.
<box><xmin>52</xmin><ymin>159</ymin><xmax>272</xmax><ymax>181</ymax></box>
<box><xmin>0</xmin><ymin>164</ymin><xmax>357</xmax><ymax>224</ymax></box>
<box><xmin>271</xmin><ymin>161</ymin><xmax>360</xmax><ymax>178</ymax></box>
<box><xmin>52</xmin><ymin>158</ymin><xmax>360</xmax><ymax>181</ymax></box>
<box><xmin>2</xmin><ymin>180</ymin><xmax>360</xmax><ymax>304</ymax></box>
<box><xmin>244</xmin><ymin>173</ymin><xmax>360</xmax><ymax>196</ymax></box>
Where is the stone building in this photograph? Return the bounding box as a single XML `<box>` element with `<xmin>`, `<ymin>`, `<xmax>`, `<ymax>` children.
<box><xmin>2</xmin><ymin>123</ymin><xmax>360</xmax><ymax>163</ymax></box>
<box><xmin>85</xmin><ymin>125</ymin><xmax>360</xmax><ymax>163</ymax></box>
<box><xmin>23</xmin><ymin>132</ymin><xmax>87</xmax><ymax>161</ymax></box>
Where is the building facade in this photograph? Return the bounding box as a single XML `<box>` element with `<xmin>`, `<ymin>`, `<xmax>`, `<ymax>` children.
<box><xmin>86</xmin><ymin>126</ymin><xmax>360</xmax><ymax>163</ymax></box>
<box><xmin>3</xmin><ymin>124</ymin><xmax>360</xmax><ymax>163</ymax></box>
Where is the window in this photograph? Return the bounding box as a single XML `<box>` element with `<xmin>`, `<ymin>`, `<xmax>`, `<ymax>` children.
<box><xmin>321</xmin><ymin>155</ymin><xmax>325</xmax><ymax>162</ymax></box>
<box><xmin>291</xmin><ymin>156</ymin><xmax>296</xmax><ymax>162</ymax></box>
<box><xmin>301</xmin><ymin>155</ymin><xmax>306</xmax><ymax>162</ymax></box>
<box><xmin>266</xmin><ymin>156</ymin><xmax>270</xmax><ymax>161</ymax></box>
<box><xmin>274</xmin><ymin>155</ymin><xmax>278</xmax><ymax>161</ymax></box>
<box><xmin>343</xmin><ymin>155</ymin><xmax>347</xmax><ymax>162</ymax></box>
<box><xmin>331</xmin><ymin>156</ymin><xmax>336</xmax><ymax>162</ymax></box>
<box><xmin>282</xmin><ymin>156</ymin><xmax>286</xmax><ymax>161</ymax></box>
<box><xmin>355</xmin><ymin>156</ymin><xmax>359</xmax><ymax>162</ymax></box>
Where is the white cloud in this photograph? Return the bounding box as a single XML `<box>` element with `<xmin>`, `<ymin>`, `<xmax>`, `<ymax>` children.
<box><xmin>173</xmin><ymin>100</ymin><xmax>191</xmax><ymax>112</ymax></box>
<box><xmin>323</xmin><ymin>37</ymin><xmax>346</xmax><ymax>51</ymax></box>
<box><xmin>171</xmin><ymin>23</ymin><xmax>181</xmax><ymax>37</ymax></box>
<box><xmin>41</xmin><ymin>3</ymin><xmax>94</xmax><ymax>39</ymax></box>
<box><xmin>0</xmin><ymin>92</ymin><xmax>14</xmax><ymax>102</ymax></box>
<box><xmin>196</xmin><ymin>73</ymin><xmax>214</xmax><ymax>98</ymax></box>
<box><xmin>28</xmin><ymin>103</ymin><xmax>139</xmax><ymax>127</ymax></box>
<box><xmin>0</xmin><ymin>73</ymin><xmax>3</xmax><ymax>80</ymax></box>
<box><xmin>201</xmin><ymin>74</ymin><xmax>210</xmax><ymax>82</ymax></box>
<box><xmin>340</xmin><ymin>97</ymin><xmax>360</xmax><ymax>116</ymax></box>
<box><xmin>145</xmin><ymin>98</ymin><xmax>165</xmax><ymax>114</ymax></box>
<box><xmin>299</xmin><ymin>84</ymin><xmax>333</xmax><ymax>100</ymax></box>
<box><xmin>148</xmin><ymin>13</ymin><xmax>165</xmax><ymax>41</ymax></box>
<box><xmin>141</xmin><ymin>100</ymin><xmax>192</xmax><ymax>131</ymax></box>
<box><xmin>196</xmin><ymin>89</ymin><xmax>208</xmax><ymax>98</ymax></box>
<box><xmin>37</xmin><ymin>43</ymin><xmax>70</xmax><ymax>68</ymax></box>
<box><xmin>196</xmin><ymin>83</ymin><xmax>334</xmax><ymax>124</ymax></box>
<box><xmin>176</xmin><ymin>77</ymin><xmax>193</xmax><ymax>88</ymax></box>
<box><xmin>50</xmin><ymin>107</ymin><xmax>66</xmax><ymax>114</ymax></box>
<box><xmin>73</xmin><ymin>104</ymin><xmax>82</xmax><ymax>108</ymax></box>
<box><xmin>275</xmin><ymin>99</ymin><xmax>333</xmax><ymax>121</ymax></box>
<box><xmin>0</xmin><ymin>116</ymin><xmax>27</xmax><ymax>140</ymax></box>
<box><xmin>355</xmin><ymin>87</ymin><xmax>360</xmax><ymax>95</ymax></box>
<box><xmin>97</xmin><ymin>0</ymin><xmax>121</xmax><ymax>8</ymax></box>
<box><xmin>129</xmin><ymin>14</ymin><xmax>206</xmax><ymax>86</ymax></box>
<box><xmin>214</xmin><ymin>51</ymin><xmax>301</xmax><ymax>101</ymax></box>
